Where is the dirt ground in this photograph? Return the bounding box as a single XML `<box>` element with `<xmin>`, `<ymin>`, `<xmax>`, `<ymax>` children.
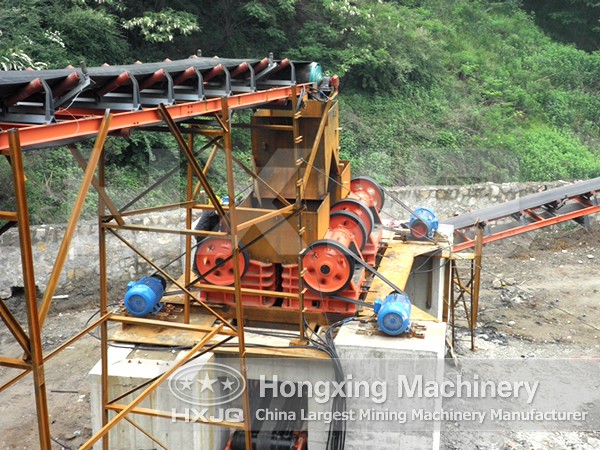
<box><xmin>0</xmin><ymin>223</ymin><xmax>599</xmax><ymax>449</ymax></box>
<box><xmin>445</xmin><ymin>222</ymin><xmax>600</xmax><ymax>450</ymax></box>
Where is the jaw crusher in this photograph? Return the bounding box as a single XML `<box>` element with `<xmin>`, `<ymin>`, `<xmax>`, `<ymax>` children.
<box><xmin>190</xmin><ymin>94</ymin><xmax>387</xmax><ymax>315</ymax></box>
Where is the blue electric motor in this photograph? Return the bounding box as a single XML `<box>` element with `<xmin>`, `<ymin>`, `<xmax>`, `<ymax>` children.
<box><xmin>409</xmin><ymin>207</ymin><xmax>439</xmax><ymax>240</ymax></box>
<box><xmin>124</xmin><ymin>275</ymin><xmax>166</xmax><ymax>317</ymax></box>
<box><xmin>373</xmin><ymin>292</ymin><xmax>412</xmax><ymax>336</ymax></box>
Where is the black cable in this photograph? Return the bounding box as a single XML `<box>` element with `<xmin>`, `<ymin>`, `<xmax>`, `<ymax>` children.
<box><xmin>411</xmin><ymin>257</ymin><xmax>450</xmax><ymax>274</ymax></box>
<box><xmin>301</xmin><ymin>318</ymin><xmax>354</xmax><ymax>450</ymax></box>
<box><xmin>149</xmin><ymin>182</ymin><xmax>255</xmax><ymax>279</ymax></box>
<box><xmin>84</xmin><ymin>303</ymin><xmax>121</xmax><ymax>340</ymax></box>
<box><xmin>51</xmin><ymin>436</ymin><xmax>73</xmax><ymax>450</ymax></box>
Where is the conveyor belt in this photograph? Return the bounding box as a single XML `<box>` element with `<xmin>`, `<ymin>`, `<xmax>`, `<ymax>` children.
<box><xmin>0</xmin><ymin>56</ymin><xmax>324</xmax><ymax>152</ymax></box>
<box><xmin>0</xmin><ymin>56</ymin><xmax>320</xmax><ymax>126</ymax></box>
<box><xmin>444</xmin><ymin>177</ymin><xmax>600</xmax><ymax>251</ymax></box>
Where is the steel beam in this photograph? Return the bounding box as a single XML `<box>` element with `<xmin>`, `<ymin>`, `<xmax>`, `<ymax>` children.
<box><xmin>185</xmin><ymin>133</ymin><xmax>194</xmax><ymax>324</ymax></box>
<box><xmin>80</xmin><ymin>324</ymin><xmax>225</xmax><ymax>450</ymax></box>
<box><xmin>98</xmin><ymin>141</ymin><xmax>110</xmax><ymax>450</ymax></box>
<box><xmin>38</xmin><ymin>111</ymin><xmax>112</xmax><ymax>328</ymax></box>
<box><xmin>0</xmin><ymin>297</ymin><xmax>30</xmax><ymax>354</ymax></box>
<box><xmin>102</xmin><ymin>221</ymin><xmax>227</xmax><ymax>238</ymax></box>
<box><xmin>110</xmin><ymin>315</ymin><xmax>237</xmax><ymax>336</ymax></box>
<box><xmin>301</xmin><ymin>101</ymin><xmax>333</xmax><ymax>191</ymax></box>
<box><xmin>219</xmin><ymin>96</ymin><xmax>253</xmax><ymax>450</ymax></box>
<box><xmin>0</xmin><ymin>85</ymin><xmax>307</xmax><ymax>153</ymax></box>
<box><xmin>170</xmin><ymin>282</ymin><xmax>301</xmax><ymax>300</ymax></box>
<box><xmin>0</xmin><ymin>211</ymin><xmax>18</xmax><ymax>221</ymax></box>
<box><xmin>0</xmin><ymin>356</ymin><xmax>30</xmax><ymax>370</ymax></box>
<box><xmin>118</xmin><ymin>136</ymin><xmax>221</xmax><ymax>213</ymax></box>
<box><xmin>69</xmin><ymin>145</ymin><xmax>124</xmax><ymax>225</ymax></box>
<box><xmin>158</xmin><ymin>104</ymin><xmax>231</xmax><ymax>231</ymax></box>
<box><xmin>8</xmin><ymin>129</ymin><xmax>52</xmax><ymax>450</ymax></box>
<box><xmin>471</xmin><ymin>225</ymin><xmax>483</xmax><ymax>351</ymax></box>
<box><xmin>289</xmin><ymin>86</ymin><xmax>308</xmax><ymax>347</ymax></box>
<box><xmin>123</xmin><ymin>417</ymin><xmax>169</xmax><ymax>450</ymax></box>
<box><xmin>111</xmin><ymin>201</ymin><xmax>195</xmax><ymax>218</ymax></box>
<box><xmin>237</xmin><ymin>204</ymin><xmax>296</xmax><ymax>231</ymax></box>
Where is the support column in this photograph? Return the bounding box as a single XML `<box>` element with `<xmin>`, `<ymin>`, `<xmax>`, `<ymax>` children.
<box><xmin>290</xmin><ymin>86</ymin><xmax>308</xmax><ymax>346</ymax></box>
<box><xmin>97</xmin><ymin>129</ymin><xmax>110</xmax><ymax>450</ymax></box>
<box><xmin>8</xmin><ymin>129</ymin><xmax>51</xmax><ymax>450</ymax></box>
<box><xmin>184</xmin><ymin>132</ymin><xmax>194</xmax><ymax>324</ymax></box>
<box><xmin>220</xmin><ymin>98</ymin><xmax>253</xmax><ymax>450</ymax></box>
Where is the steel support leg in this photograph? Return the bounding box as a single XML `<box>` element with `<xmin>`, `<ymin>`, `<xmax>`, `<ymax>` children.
<box><xmin>219</xmin><ymin>97</ymin><xmax>253</xmax><ymax>450</ymax></box>
<box><xmin>38</xmin><ymin>111</ymin><xmax>112</xmax><ymax>327</ymax></box>
<box><xmin>8</xmin><ymin>129</ymin><xmax>51</xmax><ymax>450</ymax></box>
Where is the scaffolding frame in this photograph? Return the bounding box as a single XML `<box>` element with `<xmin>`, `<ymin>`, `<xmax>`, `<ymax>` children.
<box><xmin>0</xmin><ymin>82</ymin><xmax>332</xmax><ymax>449</ymax></box>
<box><xmin>444</xmin><ymin>225</ymin><xmax>484</xmax><ymax>351</ymax></box>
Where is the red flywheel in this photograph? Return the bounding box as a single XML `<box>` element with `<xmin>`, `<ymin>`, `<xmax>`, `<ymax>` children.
<box><xmin>194</xmin><ymin>238</ymin><xmax>249</xmax><ymax>286</ymax></box>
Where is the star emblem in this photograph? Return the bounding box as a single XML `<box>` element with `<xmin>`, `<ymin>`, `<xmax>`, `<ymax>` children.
<box><xmin>198</xmin><ymin>373</ymin><xmax>217</xmax><ymax>393</ymax></box>
<box><xmin>179</xmin><ymin>377</ymin><xmax>193</xmax><ymax>391</ymax></box>
<box><xmin>221</xmin><ymin>377</ymin><xmax>235</xmax><ymax>391</ymax></box>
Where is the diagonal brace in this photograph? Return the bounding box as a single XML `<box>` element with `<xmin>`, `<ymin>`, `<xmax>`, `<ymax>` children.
<box><xmin>38</xmin><ymin>110</ymin><xmax>112</xmax><ymax>328</ymax></box>
<box><xmin>107</xmin><ymin>229</ymin><xmax>236</xmax><ymax>332</ymax></box>
<box><xmin>157</xmin><ymin>104</ymin><xmax>230</xmax><ymax>231</ymax></box>
<box><xmin>0</xmin><ymin>298</ymin><xmax>30</xmax><ymax>355</ymax></box>
<box><xmin>79</xmin><ymin>324</ymin><xmax>224</xmax><ymax>450</ymax></box>
<box><xmin>69</xmin><ymin>145</ymin><xmax>124</xmax><ymax>226</ymax></box>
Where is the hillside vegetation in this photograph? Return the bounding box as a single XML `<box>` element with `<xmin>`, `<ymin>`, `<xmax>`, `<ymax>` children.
<box><xmin>1</xmin><ymin>0</ymin><xmax>599</xmax><ymax>222</ymax></box>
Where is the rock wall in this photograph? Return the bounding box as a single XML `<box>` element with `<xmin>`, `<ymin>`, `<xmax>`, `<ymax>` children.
<box><xmin>382</xmin><ymin>180</ymin><xmax>570</xmax><ymax>221</ymax></box>
<box><xmin>0</xmin><ymin>211</ymin><xmax>188</xmax><ymax>308</ymax></box>
<box><xmin>0</xmin><ymin>180</ymin><xmax>581</xmax><ymax>308</ymax></box>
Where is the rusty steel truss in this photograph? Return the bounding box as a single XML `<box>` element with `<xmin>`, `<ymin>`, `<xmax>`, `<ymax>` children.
<box><xmin>446</xmin><ymin>178</ymin><xmax>600</xmax><ymax>252</ymax></box>
<box><xmin>0</xmin><ymin>56</ymin><xmax>335</xmax><ymax>450</ymax></box>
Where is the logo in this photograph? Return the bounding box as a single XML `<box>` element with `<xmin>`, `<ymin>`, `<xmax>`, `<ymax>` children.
<box><xmin>169</xmin><ymin>362</ymin><xmax>246</xmax><ymax>406</ymax></box>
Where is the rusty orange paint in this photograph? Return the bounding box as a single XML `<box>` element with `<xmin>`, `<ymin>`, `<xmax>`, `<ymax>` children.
<box><xmin>453</xmin><ymin>204</ymin><xmax>600</xmax><ymax>252</ymax></box>
<box><xmin>0</xmin><ymin>84</ymin><xmax>309</xmax><ymax>153</ymax></box>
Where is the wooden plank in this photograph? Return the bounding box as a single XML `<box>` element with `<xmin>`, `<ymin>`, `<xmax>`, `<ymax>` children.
<box><xmin>213</xmin><ymin>345</ymin><xmax>329</xmax><ymax>360</ymax></box>
<box><xmin>110</xmin><ymin>313</ymin><xmax>217</xmax><ymax>347</ymax></box>
<box><xmin>109</xmin><ymin>308</ymin><xmax>330</xmax><ymax>358</ymax></box>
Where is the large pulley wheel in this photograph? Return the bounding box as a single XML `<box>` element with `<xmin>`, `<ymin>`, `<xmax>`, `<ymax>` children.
<box><xmin>302</xmin><ymin>239</ymin><xmax>355</xmax><ymax>294</ymax></box>
<box><xmin>329</xmin><ymin>211</ymin><xmax>368</xmax><ymax>251</ymax></box>
<box><xmin>351</xmin><ymin>176</ymin><xmax>385</xmax><ymax>212</ymax></box>
<box><xmin>194</xmin><ymin>238</ymin><xmax>249</xmax><ymax>286</ymax></box>
<box><xmin>331</xmin><ymin>198</ymin><xmax>375</xmax><ymax>236</ymax></box>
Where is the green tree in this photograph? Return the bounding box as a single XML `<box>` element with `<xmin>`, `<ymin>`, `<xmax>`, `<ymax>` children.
<box><xmin>523</xmin><ymin>0</ymin><xmax>600</xmax><ymax>51</ymax></box>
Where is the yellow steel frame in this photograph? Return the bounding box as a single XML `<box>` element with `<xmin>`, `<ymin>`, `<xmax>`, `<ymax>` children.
<box><xmin>0</xmin><ymin>84</ymin><xmax>338</xmax><ymax>449</ymax></box>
